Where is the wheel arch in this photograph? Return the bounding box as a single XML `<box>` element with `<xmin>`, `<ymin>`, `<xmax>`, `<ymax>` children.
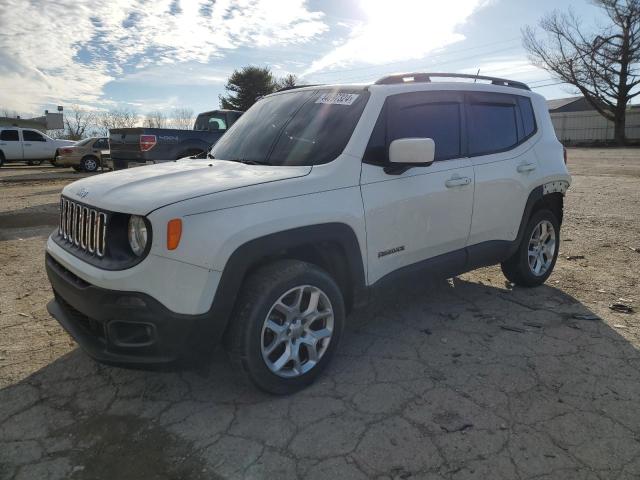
<box><xmin>512</xmin><ymin>185</ymin><xmax>564</xmax><ymax>255</ymax></box>
<box><xmin>209</xmin><ymin>223</ymin><xmax>367</xmax><ymax>339</ymax></box>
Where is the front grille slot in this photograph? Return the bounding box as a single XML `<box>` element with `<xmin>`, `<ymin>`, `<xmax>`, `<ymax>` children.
<box><xmin>58</xmin><ymin>197</ymin><xmax>108</xmax><ymax>257</ymax></box>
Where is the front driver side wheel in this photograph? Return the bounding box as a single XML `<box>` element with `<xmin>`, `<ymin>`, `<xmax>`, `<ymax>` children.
<box><xmin>227</xmin><ymin>260</ymin><xmax>345</xmax><ymax>394</ymax></box>
<box><xmin>501</xmin><ymin>209</ymin><xmax>560</xmax><ymax>287</ymax></box>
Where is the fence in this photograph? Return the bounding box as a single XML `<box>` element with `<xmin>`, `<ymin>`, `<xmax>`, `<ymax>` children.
<box><xmin>550</xmin><ymin>109</ymin><xmax>640</xmax><ymax>144</ymax></box>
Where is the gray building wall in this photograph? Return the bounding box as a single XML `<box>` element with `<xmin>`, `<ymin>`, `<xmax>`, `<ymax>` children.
<box><xmin>550</xmin><ymin>109</ymin><xmax>640</xmax><ymax>144</ymax></box>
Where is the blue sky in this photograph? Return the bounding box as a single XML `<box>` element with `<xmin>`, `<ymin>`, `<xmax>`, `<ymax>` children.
<box><xmin>0</xmin><ymin>0</ymin><xmax>603</xmax><ymax>117</ymax></box>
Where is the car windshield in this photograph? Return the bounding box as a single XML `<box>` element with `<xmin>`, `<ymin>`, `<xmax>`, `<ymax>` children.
<box><xmin>210</xmin><ymin>89</ymin><xmax>370</xmax><ymax>166</ymax></box>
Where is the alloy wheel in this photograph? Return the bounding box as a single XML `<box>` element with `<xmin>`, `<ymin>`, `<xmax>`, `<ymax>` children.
<box><xmin>260</xmin><ymin>285</ymin><xmax>334</xmax><ymax>378</ymax></box>
<box><xmin>527</xmin><ymin>220</ymin><xmax>556</xmax><ymax>276</ymax></box>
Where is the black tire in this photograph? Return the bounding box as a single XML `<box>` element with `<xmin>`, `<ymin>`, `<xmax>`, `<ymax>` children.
<box><xmin>31</xmin><ymin>159</ymin><xmax>43</xmax><ymax>166</ymax></box>
<box><xmin>501</xmin><ymin>208</ymin><xmax>560</xmax><ymax>287</ymax></box>
<box><xmin>0</xmin><ymin>152</ymin><xmax>4</xmax><ymax>167</ymax></box>
<box><xmin>81</xmin><ymin>156</ymin><xmax>99</xmax><ymax>172</ymax></box>
<box><xmin>72</xmin><ymin>165</ymin><xmax>82</xmax><ymax>172</ymax></box>
<box><xmin>226</xmin><ymin>260</ymin><xmax>345</xmax><ymax>395</ymax></box>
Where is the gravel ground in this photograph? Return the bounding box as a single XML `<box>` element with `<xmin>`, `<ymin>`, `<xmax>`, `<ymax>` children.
<box><xmin>0</xmin><ymin>150</ymin><xmax>639</xmax><ymax>480</ymax></box>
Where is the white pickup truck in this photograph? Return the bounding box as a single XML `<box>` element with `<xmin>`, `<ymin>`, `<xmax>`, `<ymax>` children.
<box><xmin>0</xmin><ymin>127</ymin><xmax>75</xmax><ymax>166</ymax></box>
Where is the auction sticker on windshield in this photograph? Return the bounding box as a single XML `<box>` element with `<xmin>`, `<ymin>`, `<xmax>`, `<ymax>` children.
<box><xmin>315</xmin><ymin>93</ymin><xmax>360</xmax><ymax>106</ymax></box>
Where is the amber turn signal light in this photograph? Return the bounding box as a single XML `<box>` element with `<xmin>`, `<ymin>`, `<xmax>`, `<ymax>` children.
<box><xmin>167</xmin><ymin>219</ymin><xmax>182</xmax><ymax>250</ymax></box>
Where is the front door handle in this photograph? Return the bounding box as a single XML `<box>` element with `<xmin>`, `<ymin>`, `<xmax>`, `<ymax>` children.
<box><xmin>517</xmin><ymin>162</ymin><xmax>537</xmax><ymax>173</ymax></box>
<box><xmin>445</xmin><ymin>176</ymin><xmax>472</xmax><ymax>188</ymax></box>
<box><xmin>24</xmin><ymin>143</ymin><xmax>32</xmax><ymax>146</ymax></box>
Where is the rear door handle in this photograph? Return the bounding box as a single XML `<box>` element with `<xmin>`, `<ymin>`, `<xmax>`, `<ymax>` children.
<box><xmin>445</xmin><ymin>176</ymin><xmax>472</xmax><ymax>188</ymax></box>
<box><xmin>517</xmin><ymin>162</ymin><xmax>537</xmax><ymax>173</ymax></box>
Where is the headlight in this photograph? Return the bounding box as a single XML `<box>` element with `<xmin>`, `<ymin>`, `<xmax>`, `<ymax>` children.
<box><xmin>128</xmin><ymin>215</ymin><xmax>148</xmax><ymax>256</ymax></box>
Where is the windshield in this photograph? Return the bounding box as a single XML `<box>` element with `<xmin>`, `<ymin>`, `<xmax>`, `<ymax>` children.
<box><xmin>194</xmin><ymin>113</ymin><xmax>227</xmax><ymax>132</ymax></box>
<box><xmin>210</xmin><ymin>89</ymin><xmax>369</xmax><ymax>166</ymax></box>
<box><xmin>76</xmin><ymin>138</ymin><xmax>93</xmax><ymax>146</ymax></box>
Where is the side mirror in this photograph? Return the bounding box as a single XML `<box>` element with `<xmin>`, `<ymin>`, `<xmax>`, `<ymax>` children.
<box><xmin>388</xmin><ymin>138</ymin><xmax>435</xmax><ymax>165</ymax></box>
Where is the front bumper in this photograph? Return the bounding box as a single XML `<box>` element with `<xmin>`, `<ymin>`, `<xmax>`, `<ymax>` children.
<box><xmin>45</xmin><ymin>253</ymin><xmax>220</xmax><ymax>365</ymax></box>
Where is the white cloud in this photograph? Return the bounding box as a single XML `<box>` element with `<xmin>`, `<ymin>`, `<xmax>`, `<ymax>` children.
<box><xmin>303</xmin><ymin>0</ymin><xmax>488</xmax><ymax>76</ymax></box>
<box><xmin>0</xmin><ymin>0</ymin><xmax>327</xmax><ymax>113</ymax></box>
<box><xmin>459</xmin><ymin>58</ymin><xmax>540</xmax><ymax>78</ymax></box>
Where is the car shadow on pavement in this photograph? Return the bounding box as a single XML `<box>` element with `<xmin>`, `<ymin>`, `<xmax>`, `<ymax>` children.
<box><xmin>1</xmin><ymin>276</ymin><xmax>639</xmax><ymax>480</ymax></box>
<box><xmin>0</xmin><ymin>203</ymin><xmax>59</xmax><ymax>241</ymax></box>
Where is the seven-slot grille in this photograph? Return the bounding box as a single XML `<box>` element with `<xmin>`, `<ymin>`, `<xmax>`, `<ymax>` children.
<box><xmin>58</xmin><ymin>197</ymin><xmax>107</xmax><ymax>257</ymax></box>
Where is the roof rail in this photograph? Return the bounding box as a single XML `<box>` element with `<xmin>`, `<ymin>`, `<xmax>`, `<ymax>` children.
<box><xmin>276</xmin><ymin>83</ymin><xmax>325</xmax><ymax>93</ymax></box>
<box><xmin>374</xmin><ymin>72</ymin><xmax>530</xmax><ymax>91</ymax></box>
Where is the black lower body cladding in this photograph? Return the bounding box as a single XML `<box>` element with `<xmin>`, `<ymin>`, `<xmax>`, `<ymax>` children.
<box><xmin>45</xmin><ymin>254</ymin><xmax>221</xmax><ymax>365</ymax></box>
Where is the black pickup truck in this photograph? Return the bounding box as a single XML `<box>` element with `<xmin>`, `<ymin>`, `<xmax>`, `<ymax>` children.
<box><xmin>109</xmin><ymin>109</ymin><xmax>242</xmax><ymax>169</ymax></box>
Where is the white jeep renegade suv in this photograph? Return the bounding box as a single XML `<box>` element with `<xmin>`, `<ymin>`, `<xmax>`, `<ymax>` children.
<box><xmin>45</xmin><ymin>73</ymin><xmax>570</xmax><ymax>394</ymax></box>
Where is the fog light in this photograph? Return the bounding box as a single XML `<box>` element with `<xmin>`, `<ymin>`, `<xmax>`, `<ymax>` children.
<box><xmin>108</xmin><ymin>321</ymin><xmax>155</xmax><ymax>347</ymax></box>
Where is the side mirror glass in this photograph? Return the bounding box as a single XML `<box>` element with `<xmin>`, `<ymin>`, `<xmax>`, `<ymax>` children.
<box><xmin>389</xmin><ymin>138</ymin><xmax>435</xmax><ymax>165</ymax></box>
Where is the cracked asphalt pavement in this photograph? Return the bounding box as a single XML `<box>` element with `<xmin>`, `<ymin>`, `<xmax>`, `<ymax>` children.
<box><xmin>1</xmin><ymin>149</ymin><xmax>639</xmax><ymax>479</ymax></box>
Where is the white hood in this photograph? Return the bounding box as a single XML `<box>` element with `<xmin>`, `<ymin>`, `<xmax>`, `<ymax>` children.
<box><xmin>61</xmin><ymin>159</ymin><xmax>312</xmax><ymax>215</ymax></box>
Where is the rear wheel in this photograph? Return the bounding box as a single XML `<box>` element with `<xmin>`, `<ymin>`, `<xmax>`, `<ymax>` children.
<box><xmin>81</xmin><ymin>156</ymin><xmax>99</xmax><ymax>172</ymax></box>
<box><xmin>27</xmin><ymin>159</ymin><xmax>43</xmax><ymax>166</ymax></box>
<box><xmin>501</xmin><ymin>209</ymin><xmax>560</xmax><ymax>287</ymax></box>
<box><xmin>227</xmin><ymin>260</ymin><xmax>345</xmax><ymax>394</ymax></box>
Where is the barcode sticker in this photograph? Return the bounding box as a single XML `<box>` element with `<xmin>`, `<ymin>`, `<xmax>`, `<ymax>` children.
<box><xmin>315</xmin><ymin>93</ymin><xmax>360</xmax><ymax>106</ymax></box>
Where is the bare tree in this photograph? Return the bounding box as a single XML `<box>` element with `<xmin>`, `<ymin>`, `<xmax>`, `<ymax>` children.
<box><xmin>97</xmin><ymin>108</ymin><xmax>140</xmax><ymax>135</ymax></box>
<box><xmin>63</xmin><ymin>105</ymin><xmax>96</xmax><ymax>140</ymax></box>
<box><xmin>169</xmin><ymin>108</ymin><xmax>194</xmax><ymax>129</ymax></box>
<box><xmin>144</xmin><ymin>111</ymin><xmax>167</xmax><ymax>128</ymax></box>
<box><xmin>523</xmin><ymin>0</ymin><xmax>640</xmax><ymax>144</ymax></box>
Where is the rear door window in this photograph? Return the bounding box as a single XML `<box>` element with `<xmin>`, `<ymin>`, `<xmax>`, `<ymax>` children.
<box><xmin>0</xmin><ymin>130</ymin><xmax>19</xmax><ymax>141</ymax></box>
<box><xmin>467</xmin><ymin>93</ymin><xmax>536</xmax><ymax>156</ymax></box>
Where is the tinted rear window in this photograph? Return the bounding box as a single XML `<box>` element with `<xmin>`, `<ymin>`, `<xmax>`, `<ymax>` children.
<box><xmin>0</xmin><ymin>130</ymin><xmax>19</xmax><ymax>141</ymax></box>
<box><xmin>467</xmin><ymin>103</ymin><xmax>518</xmax><ymax>155</ymax></box>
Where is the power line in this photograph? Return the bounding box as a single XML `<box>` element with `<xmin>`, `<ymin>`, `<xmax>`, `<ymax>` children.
<box><xmin>308</xmin><ymin>37</ymin><xmax>523</xmax><ymax>79</ymax></box>
<box><xmin>530</xmin><ymin>81</ymin><xmax>567</xmax><ymax>89</ymax></box>
<box><xmin>329</xmin><ymin>45</ymin><xmax>525</xmax><ymax>83</ymax></box>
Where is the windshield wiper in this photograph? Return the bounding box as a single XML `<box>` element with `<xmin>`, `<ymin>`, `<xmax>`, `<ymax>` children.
<box><xmin>229</xmin><ymin>158</ymin><xmax>272</xmax><ymax>166</ymax></box>
<box><xmin>207</xmin><ymin>152</ymin><xmax>215</xmax><ymax>159</ymax></box>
